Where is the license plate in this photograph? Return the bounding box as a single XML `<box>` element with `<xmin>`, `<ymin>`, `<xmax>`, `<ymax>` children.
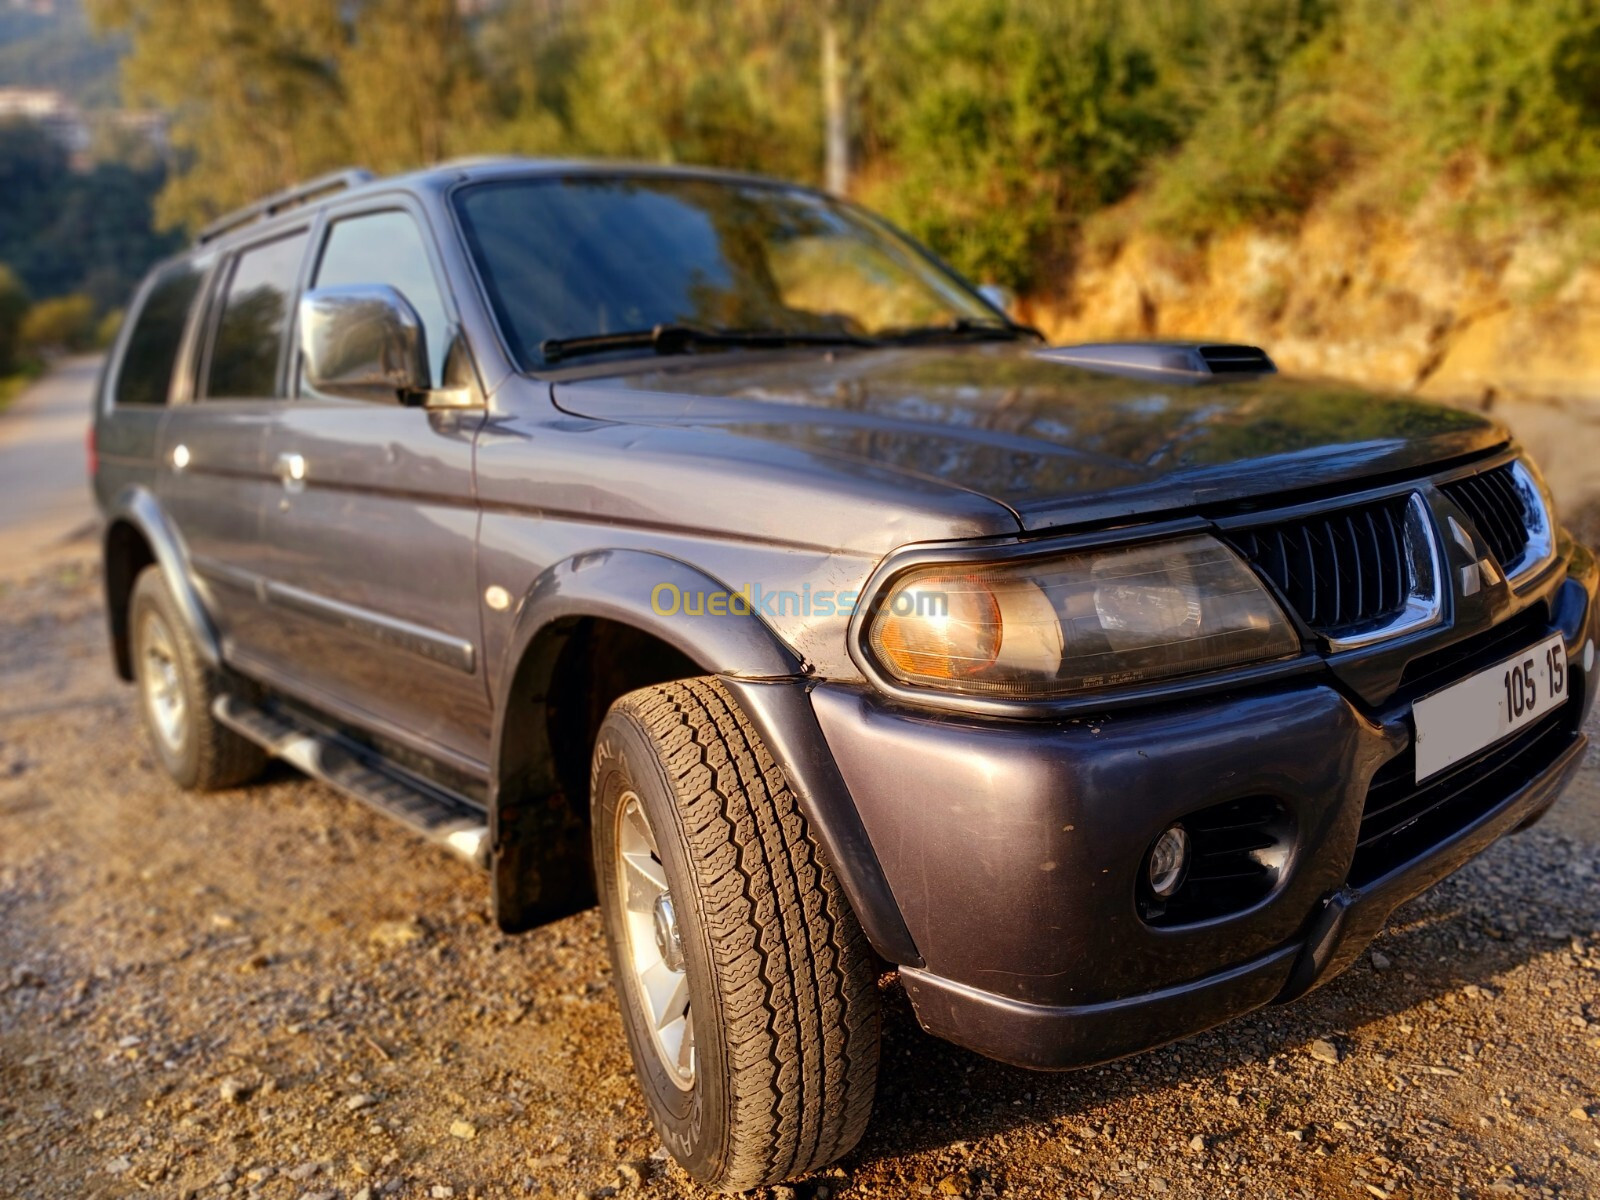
<box><xmin>1412</xmin><ymin>633</ymin><xmax>1567</xmax><ymax>783</ymax></box>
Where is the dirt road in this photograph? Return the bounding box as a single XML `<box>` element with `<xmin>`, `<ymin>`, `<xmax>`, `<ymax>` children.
<box><xmin>0</xmin><ymin>357</ymin><xmax>98</xmax><ymax>576</ymax></box>
<box><xmin>2</xmin><ymin>364</ymin><xmax>1599</xmax><ymax>1200</ymax></box>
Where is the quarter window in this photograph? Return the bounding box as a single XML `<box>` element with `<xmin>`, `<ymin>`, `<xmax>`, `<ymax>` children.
<box><xmin>310</xmin><ymin>211</ymin><xmax>451</xmax><ymax>390</ymax></box>
<box><xmin>204</xmin><ymin>231</ymin><xmax>309</xmax><ymax>400</ymax></box>
<box><xmin>114</xmin><ymin>259</ymin><xmax>205</xmax><ymax>407</ymax></box>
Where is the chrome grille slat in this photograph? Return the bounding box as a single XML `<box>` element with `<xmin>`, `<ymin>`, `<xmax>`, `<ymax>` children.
<box><xmin>1442</xmin><ymin>463</ymin><xmax>1532</xmax><ymax>571</ymax></box>
<box><xmin>1226</xmin><ymin>496</ymin><xmax>1414</xmax><ymax>636</ymax></box>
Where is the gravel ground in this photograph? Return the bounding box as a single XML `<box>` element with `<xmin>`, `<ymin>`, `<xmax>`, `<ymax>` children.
<box><xmin>2</xmin><ymin>549</ymin><xmax>1599</xmax><ymax>1200</ymax></box>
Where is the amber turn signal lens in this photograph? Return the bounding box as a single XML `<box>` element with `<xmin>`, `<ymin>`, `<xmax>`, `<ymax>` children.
<box><xmin>871</xmin><ymin>573</ymin><xmax>1002</xmax><ymax>679</ymax></box>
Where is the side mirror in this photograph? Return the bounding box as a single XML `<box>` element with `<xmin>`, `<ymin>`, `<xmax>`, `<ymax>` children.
<box><xmin>299</xmin><ymin>285</ymin><xmax>429</xmax><ymax>404</ymax></box>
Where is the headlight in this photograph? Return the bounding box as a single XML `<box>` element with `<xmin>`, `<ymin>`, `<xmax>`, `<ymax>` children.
<box><xmin>865</xmin><ymin>534</ymin><xmax>1300</xmax><ymax>699</ymax></box>
<box><xmin>1509</xmin><ymin>457</ymin><xmax>1557</xmax><ymax>579</ymax></box>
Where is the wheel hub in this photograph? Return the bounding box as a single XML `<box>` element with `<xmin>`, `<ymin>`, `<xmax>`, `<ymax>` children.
<box><xmin>652</xmin><ymin>892</ymin><xmax>685</xmax><ymax>972</ymax></box>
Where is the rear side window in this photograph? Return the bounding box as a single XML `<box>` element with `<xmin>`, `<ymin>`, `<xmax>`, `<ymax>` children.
<box><xmin>204</xmin><ymin>230</ymin><xmax>309</xmax><ymax>400</ymax></box>
<box><xmin>114</xmin><ymin>260</ymin><xmax>205</xmax><ymax>407</ymax></box>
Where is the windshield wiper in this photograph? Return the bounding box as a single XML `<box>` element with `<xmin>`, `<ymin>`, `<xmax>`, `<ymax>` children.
<box><xmin>877</xmin><ymin>317</ymin><xmax>1043</xmax><ymax>345</ymax></box>
<box><xmin>539</xmin><ymin>323</ymin><xmax>876</xmax><ymax>363</ymax></box>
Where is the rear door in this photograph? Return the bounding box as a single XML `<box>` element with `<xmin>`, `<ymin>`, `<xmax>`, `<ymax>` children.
<box><xmin>254</xmin><ymin>200</ymin><xmax>491</xmax><ymax>772</ymax></box>
<box><xmin>96</xmin><ymin>255</ymin><xmax>207</xmax><ymax>515</ymax></box>
<box><xmin>158</xmin><ymin>229</ymin><xmax>310</xmax><ymax>664</ymax></box>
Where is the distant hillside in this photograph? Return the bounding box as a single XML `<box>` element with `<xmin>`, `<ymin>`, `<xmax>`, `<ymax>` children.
<box><xmin>0</xmin><ymin>0</ymin><xmax>121</xmax><ymax>107</ymax></box>
<box><xmin>1028</xmin><ymin>196</ymin><xmax>1600</xmax><ymax>549</ymax></box>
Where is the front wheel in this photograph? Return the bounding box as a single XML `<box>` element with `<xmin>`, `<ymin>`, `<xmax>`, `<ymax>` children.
<box><xmin>592</xmin><ymin>679</ymin><xmax>880</xmax><ymax>1192</ymax></box>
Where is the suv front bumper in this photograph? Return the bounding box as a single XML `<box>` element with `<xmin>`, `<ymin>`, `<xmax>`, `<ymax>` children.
<box><xmin>894</xmin><ymin>730</ymin><xmax>1583</xmax><ymax>1069</ymax></box>
<box><xmin>802</xmin><ymin>567</ymin><xmax>1597</xmax><ymax>1071</ymax></box>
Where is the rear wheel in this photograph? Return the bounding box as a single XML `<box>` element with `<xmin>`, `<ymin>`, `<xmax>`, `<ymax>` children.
<box><xmin>129</xmin><ymin>565</ymin><xmax>266</xmax><ymax>791</ymax></box>
<box><xmin>592</xmin><ymin>678</ymin><xmax>880</xmax><ymax>1191</ymax></box>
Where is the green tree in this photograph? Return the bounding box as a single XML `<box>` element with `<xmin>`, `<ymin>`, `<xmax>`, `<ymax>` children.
<box><xmin>92</xmin><ymin>0</ymin><xmax>493</xmax><ymax>228</ymax></box>
<box><xmin>472</xmin><ymin>0</ymin><xmax>577</xmax><ymax>155</ymax></box>
<box><xmin>1136</xmin><ymin>0</ymin><xmax>1352</xmax><ymax>236</ymax></box>
<box><xmin>0</xmin><ymin>120</ymin><xmax>68</xmax><ymax>258</ymax></box>
<box><xmin>89</xmin><ymin>0</ymin><xmax>349</xmax><ymax>229</ymax></box>
<box><xmin>862</xmin><ymin>0</ymin><xmax>1172</xmax><ymax>291</ymax></box>
<box><xmin>83</xmin><ymin>0</ymin><xmax>1600</xmax><ymax>296</ymax></box>
<box><xmin>1397</xmin><ymin>0</ymin><xmax>1600</xmax><ymax>206</ymax></box>
<box><xmin>0</xmin><ymin>120</ymin><xmax>177</xmax><ymax>310</ymax></box>
<box><xmin>337</xmin><ymin>0</ymin><xmax>488</xmax><ymax>173</ymax></box>
<box><xmin>563</xmin><ymin>0</ymin><xmax>823</xmax><ymax>182</ymax></box>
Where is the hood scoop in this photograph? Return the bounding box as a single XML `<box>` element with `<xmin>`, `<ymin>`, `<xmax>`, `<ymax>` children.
<box><xmin>1036</xmin><ymin>341</ymin><xmax>1277</xmax><ymax>384</ymax></box>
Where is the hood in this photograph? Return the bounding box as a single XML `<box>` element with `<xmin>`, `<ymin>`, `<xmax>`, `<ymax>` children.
<box><xmin>552</xmin><ymin>343</ymin><xmax>1509</xmax><ymax>531</ymax></box>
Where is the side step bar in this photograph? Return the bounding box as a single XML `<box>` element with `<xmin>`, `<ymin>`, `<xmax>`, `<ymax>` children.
<box><xmin>214</xmin><ymin>695</ymin><xmax>490</xmax><ymax>868</ymax></box>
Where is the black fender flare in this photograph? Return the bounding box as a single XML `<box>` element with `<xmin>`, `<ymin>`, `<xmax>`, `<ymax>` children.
<box><xmin>102</xmin><ymin>485</ymin><xmax>222</xmax><ymax>679</ymax></box>
<box><xmin>490</xmin><ymin>550</ymin><xmax>803</xmax><ymax>717</ymax></box>
<box><xmin>486</xmin><ymin>549</ymin><xmax>920</xmax><ymax>965</ymax></box>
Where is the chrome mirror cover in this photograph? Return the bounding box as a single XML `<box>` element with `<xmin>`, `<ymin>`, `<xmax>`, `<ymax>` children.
<box><xmin>299</xmin><ymin>284</ymin><xmax>428</xmax><ymax>404</ymax></box>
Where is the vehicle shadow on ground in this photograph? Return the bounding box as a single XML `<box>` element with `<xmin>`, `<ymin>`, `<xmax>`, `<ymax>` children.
<box><xmin>850</xmin><ymin>835</ymin><xmax>1597</xmax><ymax>1170</ymax></box>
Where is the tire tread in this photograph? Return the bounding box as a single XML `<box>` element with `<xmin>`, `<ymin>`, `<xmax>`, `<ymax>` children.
<box><xmin>615</xmin><ymin>678</ymin><xmax>879</xmax><ymax>1190</ymax></box>
<box><xmin>131</xmin><ymin>566</ymin><xmax>266</xmax><ymax>791</ymax></box>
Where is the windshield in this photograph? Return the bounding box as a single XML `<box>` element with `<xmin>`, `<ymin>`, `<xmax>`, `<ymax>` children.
<box><xmin>452</xmin><ymin>174</ymin><xmax>1003</xmax><ymax>368</ymax></box>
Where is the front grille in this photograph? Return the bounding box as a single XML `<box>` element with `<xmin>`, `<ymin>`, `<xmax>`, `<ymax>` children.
<box><xmin>1226</xmin><ymin>497</ymin><xmax>1413</xmax><ymax>634</ymax></box>
<box><xmin>1395</xmin><ymin>606</ymin><xmax>1549</xmax><ymax>700</ymax></box>
<box><xmin>1352</xmin><ymin>703</ymin><xmax>1577</xmax><ymax>887</ymax></box>
<box><xmin>1441</xmin><ymin>463</ymin><xmax>1532</xmax><ymax>572</ymax></box>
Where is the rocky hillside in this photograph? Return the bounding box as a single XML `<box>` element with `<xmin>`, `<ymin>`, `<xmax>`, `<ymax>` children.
<box><xmin>1027</xmin><ymin>204</ymin><xmax>1600</xmax><ymax>540</ymax></box>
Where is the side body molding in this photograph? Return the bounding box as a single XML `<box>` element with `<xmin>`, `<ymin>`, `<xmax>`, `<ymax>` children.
<box><xmin>485</xmin><ymin>549</ymin><xmax>921</xmax><ymax>967</ymax></box>
<box><xmin>103</xmin><ymin>486</ymin><xmax>222</xmax><ymax>679</ymax></box>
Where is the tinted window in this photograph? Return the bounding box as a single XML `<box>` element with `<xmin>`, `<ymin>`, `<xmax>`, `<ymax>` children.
<box><xmin>311</xmin><ymin>210</ymin><xmax>450</xmax><ymax>389</ymax></box>
<box><xmin>115</xmin><ymin>259</ymin><xmax>205</xmax><ymax>407</ymax></box>
<box><xmin>453</xmin><ymin>176</ymin><xmax>995</xmax><ymax>368</ymax></box>
<box><xmin>205</xmin><ymin>231</ymin><xmax>308</xmax><ymax>399</ymax></box>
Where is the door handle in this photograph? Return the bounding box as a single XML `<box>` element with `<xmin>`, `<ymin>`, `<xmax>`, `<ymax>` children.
<box><xmin>274</xmin><ymin>452</ymin><xmax>307</xmax><ymax>484</ymax></box>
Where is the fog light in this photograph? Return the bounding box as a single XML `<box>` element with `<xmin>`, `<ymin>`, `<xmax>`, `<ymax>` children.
<box><xmin>1147</xmin><ymin>825</ymin><xmax>1191</xmax><ymax>898</ymax></box>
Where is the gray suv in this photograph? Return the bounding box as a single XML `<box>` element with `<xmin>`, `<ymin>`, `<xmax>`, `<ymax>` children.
<box><xmin>94</xmin><ymin>158</ymin><xmax>1597</xmax><ymax>1191</ymax></box>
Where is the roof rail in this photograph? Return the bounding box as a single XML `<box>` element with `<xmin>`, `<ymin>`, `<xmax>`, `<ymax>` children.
<box><xmin>197</xmin><ymin>168</ymin><xmax>376</xmax><ymax>245</ymax></box>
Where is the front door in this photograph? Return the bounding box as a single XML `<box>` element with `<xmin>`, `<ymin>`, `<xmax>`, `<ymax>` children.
<box><xmin>253</xmin><ymin>202</ymin><xmax>491</xmax><ymax>773</ymax></box>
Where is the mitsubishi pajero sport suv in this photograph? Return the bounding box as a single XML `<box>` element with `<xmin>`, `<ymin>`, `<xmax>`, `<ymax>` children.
<box><xmin>92</xmin><ymin>158</ymin><xmax>1598</xmax><ymax>1191</ymax></box>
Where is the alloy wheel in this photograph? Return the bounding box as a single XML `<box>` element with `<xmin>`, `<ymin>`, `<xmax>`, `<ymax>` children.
<box><xmin>139</xmin><ymin>610</ymin><xmax>187</xmax><ymax>752</ymax></box>
<box><xmin>614</xmin><ymin>790</ymin><xmax>695</xmax><ymax>1088</ymax></box>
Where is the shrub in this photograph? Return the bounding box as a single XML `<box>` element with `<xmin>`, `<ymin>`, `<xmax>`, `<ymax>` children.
<box><xmin>1397</xmin><ymin>0</ymin><xmax>1600</xmax><ymax>207</ymax></box>
<box><xmin>95</xmin><ymin>307</ymin><xmax>125</xmax><ymax>351</ymax></box>
<box><xmin>20</xmin><ymin>293</ymin><xmax>97</xmax><ymax>355</ymax></box>
<box><xmin>865</xmin><ymin>0</ymin><xmax>1174</xmax><ymax>292</ymax></box>
<box><xmin>0</xmin><ymin>264</ymin><xmax>28</xmax><ymax>375</ymax></box>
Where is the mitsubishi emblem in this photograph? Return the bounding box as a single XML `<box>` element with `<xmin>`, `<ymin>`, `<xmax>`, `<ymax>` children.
<box><xmin>1447</xmin><ymin>515</ymin><xmax>1503</xmax><ymax>596</ymax></box>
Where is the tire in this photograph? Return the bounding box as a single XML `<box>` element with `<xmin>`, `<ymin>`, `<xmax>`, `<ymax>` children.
<box><xmin>129</xmin><ymin>565</ymin><xmax>266</xmax><ymax>791</ymax></box>
<box><xmin>591</xmin><ymin>678</ymin><xmax>880</xmax><ymax>1192</ymax></box>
